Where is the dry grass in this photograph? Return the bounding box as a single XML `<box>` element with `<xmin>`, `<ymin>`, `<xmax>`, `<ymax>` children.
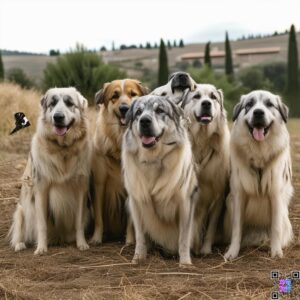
<box><xmin>0</xmin><ymin>84</ymin><xmax>299</xmax><ymax>299</ymax></box>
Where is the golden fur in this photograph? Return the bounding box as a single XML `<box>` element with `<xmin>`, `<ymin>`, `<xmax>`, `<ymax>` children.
<box><xmin>91</xmin><ymin>79</ymin><xmax>148</xmax><ymax>244</ymax></box>
<box><xmin>10</xmin><ymin>87</ymin><xmax>91</xmax><ymax>254</ymax></box>
<box><xmin>224</xmin><ymin>90</ymin><xmax>293</xmax><ymax>259</ymax></box>
<box><xmin>182</xmin><ymin>84</ymin><xmax>230</xmax><ymax>255</ymax></box>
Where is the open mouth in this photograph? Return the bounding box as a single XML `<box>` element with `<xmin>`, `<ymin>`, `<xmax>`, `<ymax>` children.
<box><xmin>114</xmin><ymin>112</ymin><xmax>127</xmax><ymax>126</ymax></box>
<box><xmin>247</xmin><ymin>122</ymin><xmax>273</xmax><ymax>142</ymax></box>
<box><xmin>195</xmin><ymin>113</ymin><xmax>213</xmax><ymax>124</ymax></box>
<box><xmin>140</xmin><ymin>130</ymin><xmax>164</xmax><ymax>148</ymax></box>
<box><xmin>171</xmin><ymin>85</ymin><xmax>191</xmax><ymax>94</ymax></box>
<box><xmin>53</xmin><ymin>119</ymin><xmax>74</xmax><ymax>136</ymax></box>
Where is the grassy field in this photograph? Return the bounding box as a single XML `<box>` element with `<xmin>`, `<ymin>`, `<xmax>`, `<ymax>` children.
<box><xmin>0</xmin><ymin>83</ymin><xmax>299</xmax><ymax>299</ymax></box>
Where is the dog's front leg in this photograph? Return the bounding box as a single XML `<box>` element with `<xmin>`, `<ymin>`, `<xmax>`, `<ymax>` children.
<box><xmin>178</xmin><ymin>199</ymin><xmax>194</xmax><ymax>266</ymax></box>
<box><xmin>34</xmin><ymin>182</ymin><xmax>49</xmax><ymax>255</ymax></box>
<box><xmin>201</xmin><ymin>199</ymin><xmax>223</xmax><ymax>255</ymax></box>
<box><xmin>270</xmin><ymin>193</ymin><xmax>284</xmax><ymax>258</ymax></box>
<box><xmin>224</xmin><ymin>190</ymin><xmax>245</xmax><ymax>260</ymax></box>
<box><xmin>76</xmin><ymin>182</ymin><xmax>89</xmax><ymax>251</ymax></box>
<box><xmin>130</xmin><ymin>198</ymin><xmax>147</xmax><ymax>264</ymax></box>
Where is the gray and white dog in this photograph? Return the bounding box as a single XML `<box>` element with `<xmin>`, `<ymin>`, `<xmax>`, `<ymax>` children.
<box><xmin>122</xmin><ymin>95</ymin><xmax>199</xmax><ymax>265</ymax></box>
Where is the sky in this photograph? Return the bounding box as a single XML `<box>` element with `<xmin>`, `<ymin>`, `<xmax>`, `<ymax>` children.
<box><xmin>0</xmin><ymin>0</ymin><xmax>299</xmax><ymax>53</ymax></box>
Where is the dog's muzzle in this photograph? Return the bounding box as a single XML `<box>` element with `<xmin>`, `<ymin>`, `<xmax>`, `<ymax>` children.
<box><xmin>247</xmin><ymin>109</ymin><xmax>272</xmax><ymax>142</ymax></box>
<box><xmin>171</xmin><ymin>73</ymin><xmax>191</xmax><ymax>93</ymax></box>
<box><xmin>195</xmin><ymin>101</ymin><xmax>213</xmax><ymax>124</ymax></box>
<box><xmin>118</xmin><ymin>103</ymin><xmax>130</xmax><ymax>126</ymax></box>
<box><xmin>139</xmin><ymin>116</ymin><xmax>163</xmax><ymax>148</ymax></box>
<box><xmin>53</xmin><ymin>112</ymin><xmax>74</xmax><ymax>136</ymax></box>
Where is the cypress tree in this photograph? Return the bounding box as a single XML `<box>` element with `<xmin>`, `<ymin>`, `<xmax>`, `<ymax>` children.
<box><xmin>0</xmin><ymin>50</ymin><xmax>4</xmax><ymax>81</ymax></box>
<box><xmin>167</xmin><ymin>40</ymin><xmax>172</xmax><ymax>50</ymax></box>
<box><xmin>225</xmin><ymin>31</ymin><xmax>234</xmax><ymax>77</ymax></box>
<box><xmin>286</xmin><ymin>24</ymin><xmax>300</xmax><ymax>116</ymax></box>
<box><xmin>158</xmin><ymin>39</ymin><xmax>169</xmax><ymax>86</ymax></box>
<box><xmin>179</xmin><ymin>39</ymin><xmax>184</xmax><ymax>47</ymax></box>
<box><xmin>204</xmin><ymin>42</ymin><xmax>212</xmax><ymax>68</ymax></box>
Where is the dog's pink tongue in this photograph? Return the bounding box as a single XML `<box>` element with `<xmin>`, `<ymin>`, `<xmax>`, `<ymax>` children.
<box><xmin>141</xmin><ymin>136</ymin><xmax>156</xmax><ymax>145</ymax></box>
<box><xmin>54</xmin><ymin>126</ymin><xmax>67</xmax><ymax>136</ymax></box>
<box><xmin>253</xmin><ymin>128</ymin><xmax>265</xmax><ymax>141</ymax></box>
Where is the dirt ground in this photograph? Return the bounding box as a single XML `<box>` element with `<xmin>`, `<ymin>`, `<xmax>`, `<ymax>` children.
<box><xmin>0</xmin><ymin>131</ymin><xmax>299</xmax><ymax>300</ymax></box>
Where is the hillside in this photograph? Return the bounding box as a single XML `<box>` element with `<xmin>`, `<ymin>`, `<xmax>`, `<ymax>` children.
<box><xmin>2</xmin><ymin>33</ymin><xmax>300</xmax><ymax>84</ymax></box>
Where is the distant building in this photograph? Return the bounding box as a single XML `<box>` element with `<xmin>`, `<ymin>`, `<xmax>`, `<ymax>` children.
<box><xmin>178</xmin><ymin>46</ymin><xmax>281</xmax><ymax>70</ymax></box>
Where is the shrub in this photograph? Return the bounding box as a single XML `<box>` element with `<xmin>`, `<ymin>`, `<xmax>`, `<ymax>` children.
<box><xmin>7</xmin><ymin>68</ymin><xmax>35</xmax><ymax>89</ymax></box>
<box><xmin>43</xmin><ymin>44</ymin><xmax>126</xmax><ymax>104</ymax></box>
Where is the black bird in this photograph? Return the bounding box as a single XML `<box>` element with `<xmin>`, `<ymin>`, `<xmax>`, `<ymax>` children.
<box><xmin>10</xmin><ymin>112</ymin><xmax>31</xmax><ymax>135</ymax></box>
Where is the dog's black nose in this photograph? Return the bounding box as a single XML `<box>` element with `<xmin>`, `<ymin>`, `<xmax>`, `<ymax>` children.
<box><xmin>119</xmin><ymin>104</ymin><xmax>130</xmax><ymax>117</ymax></box>
<box><xmin>53</xmin><ymin>112</ymin><xmax>65</xmax><ymax>123</ymax></box>
<box><xmin>178</xmin><ymin>73</ymin><xmax>188</xmax><ymax>79</ymax></box>
<box><xmin>140</xmin><ymin>115</ymin><xmax>152</xmax><ymax>128</ymax></box>
<box><xmin>201</xmin><ymin>101</ymin><xmax>211</xmax><ymax>109</ymax></box>
<box><xmin>253</xmin><ymin>109</ymin><xmax>265</xmax><ymax>118</ymax></box>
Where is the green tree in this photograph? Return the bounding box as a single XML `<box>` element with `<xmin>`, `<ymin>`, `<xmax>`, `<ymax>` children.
<box><xmin>158</xmin><ymin>39</ymin><xmax>169</xmax><ymax>86</ymax></box>
<box><xmin>167</xmin><ymin>40</ymin><xmax>172</xmax><ymax>50</ymax></box>
<box><xmin>204</xmin><ymin>42</ymin><xmax>212</xmax><ymax>68</ymax></box>
<box><xmin>179</xmin><ymin>39</ymin><xmax>184</xmax><ymax>48</ymax></box>
<box><xmin>43</xmin><ymin>44</ymin><xmax>126</xmax><ymax>104</ymax></box>
<box><xmin>286</xmin><ymin>24</ymin><xmax>300</xmax><ymax>116</ymax></box>
<box><xmin>0</xmin><ymin>50</ymin><xmax>4</xmax><ymax>81</ymax></box>
<box><xmin>173</xmin><ymin>40</ymin><xmax>177</xmax><ymax>48</ymax></box>
<box><xmin>225</xmin><ymin>31</ymin><xmax>234</xmax><ymax>78</ymax></box>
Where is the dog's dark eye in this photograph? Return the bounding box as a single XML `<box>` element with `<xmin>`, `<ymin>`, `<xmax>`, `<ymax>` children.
<box><xmin>111</xmin><ymin>93</ymin><xmax>119</xmax><ymax>100</ymax></box>
<box><xmin>245</xmin><ymin>100</ymin><xmax>254</xmax><ymax>109</ymax></box>
<box><xmin>130</xmin><ymin>91</ymin><xmax>137</xmax><ymax>97</ymax></box>
<box><xmin>193</xmin><ymin>94</ymin><xmax>201</xmax><ymax>100</ymax></box>
<box><xmin>64</xmin><ymin>99</ymin><xmax>74</xmax><ymax>107</ymax></box>
<box><xmin>211</xmin><ymin>93</ymin><xmax>217</xmax><ymax>100</ymax></box>
<box><xmin>161</xmin><ymin>92</ymin><xmax>167</xmax><ymax>96</ymax></box>
<box><xmin>50</xmin><ymin>99</ymin><xmax>58</xmax><ymax>107</ymax></box>
<box><xmin>135</xmin><ymin>108</ymin><xmax>142</xmax><ymax>116</ymax></box>
<box><xmin>156</xmin><ymin>107</ymin><xmax>165</xmax><ymax>114</ymax></box>
<box><xmin>265</xmin><ymin>99</ymin><xmax>274</xmax><ymax>107</ymax></box>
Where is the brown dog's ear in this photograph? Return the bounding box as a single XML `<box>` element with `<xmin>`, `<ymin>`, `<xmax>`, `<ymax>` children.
<box><xmin>95</xmin><ymin>82</ymin><xmax>110</xmax><ymax>105</ymax></box>
<box><xmin>232</xmin><ymin>95</ymin><xmax>245</xmax><ymax>122</ymax></box>
<box><xmin>135</xmin><ymin>80</ymin><xmax>149</xmax><ymax>96</ymax></box>
<box><xmin>276</xmin><ymin>96</ymin><xmax>289</xmax><ymax>123</ymax></box>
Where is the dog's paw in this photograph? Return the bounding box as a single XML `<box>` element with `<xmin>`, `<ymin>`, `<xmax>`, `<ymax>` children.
<box><xmin>34</xmin><ymin>246</ymin><xmax>48</xmax><ymax>255</ymax></box>
<box><xmin>179</xmin><ymin>256</ymin><xmax>192</xmax><ymax>267</ymax></box>
<box><xmin>89</xmin><ymin>237</ymin><xmax>102</xmax><ymax>245</ymax></box>
<box><xmin>271</xmin><ymin>247</ymin><xmax>283</xmax><ymax>258</ymax></box>
<box><xmin>131</xmin><ymin>253</ymin><xmax>146</xmax><ymax>264</ymax></box>
<box><xmin>125</xmin><ymin>236</ymin><xmax>135</xmax><ymax>246</ymax></box>
<box><xmin>77</xmin><ymin>242</ymin><xmax>90</xmax><ymax>251</ymax></box>
<box><xmin>224</xmin><ymin>247</ymin><xmax>239</xmax><ymax>261</ymax></box>
<box><xmin>200</xmin><ymin>244</ymin><xmax>212</xmax><ymax>255</ymax></box>
<box><xmin>14</xmin><ymin>242</ymin><xmax>26</xmax><ymax>252</ymax></box>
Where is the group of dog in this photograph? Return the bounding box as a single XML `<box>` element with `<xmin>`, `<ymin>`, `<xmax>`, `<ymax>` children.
<box><xmin>9</xmin><ymin>72</ymin><xmax>294</xmax><ymax>266</ymax></box>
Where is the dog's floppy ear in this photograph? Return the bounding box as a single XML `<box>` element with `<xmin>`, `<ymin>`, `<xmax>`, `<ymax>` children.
<box><xmin>217</xmin><ymin>89</ymin><xmax>224</xmax><ymax>111</ymax></box>
<box><xmin>125</xmin><ymin>99</ymin><xmax>138</xmax><ymax>128</ymax></box>
<box><xmin>232</xmin><ymin>96</ymin><xmax>245</xmax><ymax>122</ymax></box>
<box><xmin>276</xmin><ymin>96</ymin><xmax>289</xmax><ymax>123</ymax></box>
<box><xmin>77</xmin><ymin>92</ymin><xmax>88</xmax><ymax>110</ymax></box>
<box><xmin>135</xmin><ymin>80</ymin><xmax>149</xmax><ymax>96</ymax></box>
<box><xmin>95</xmin><ymin>82</ymin><xmax>109</xmax><ymax>105</ymax></box>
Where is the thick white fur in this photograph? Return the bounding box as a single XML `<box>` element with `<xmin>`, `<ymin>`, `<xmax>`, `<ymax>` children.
<box><xmin>224</xmin><ymin>90</ymin><xmax>293</xmax><ymax>260</ymax></box>
<box><xmin>183</xmin><ymin>84</ymin><xmax>230</xmax><ymax>254</ymax></box>
<box><xmin>10</xmin><ymin>87</ymin><xmax>91</xmax><ymax>254</ymax></box>
<box><xmin>122</xmin><ymin>96</ymin><xmax>199</xmax><ymax>265</ymax></box>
